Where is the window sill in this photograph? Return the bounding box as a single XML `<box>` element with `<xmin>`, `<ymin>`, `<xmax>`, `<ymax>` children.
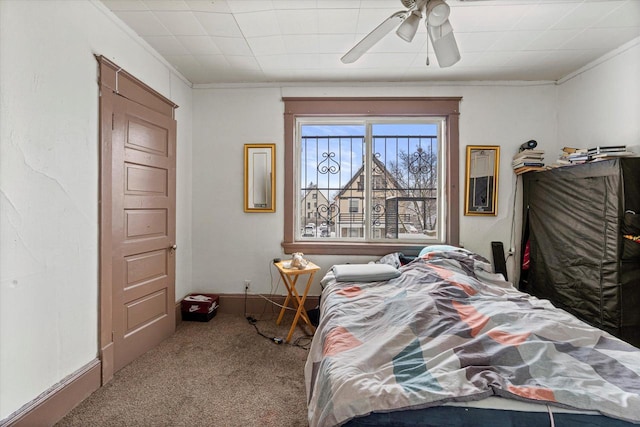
<box><xmin>281</xmin><ymin>241</ymin><xmax>437</xmax><ymax>256</ymax></box>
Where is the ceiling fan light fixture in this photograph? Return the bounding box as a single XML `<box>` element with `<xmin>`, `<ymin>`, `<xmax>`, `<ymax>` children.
<box><xmin>396</xmin><ymin>9</ymin><xmax>423</xmax><ymax>42</ymax></box>
<box><xmin>426</xmin><ymin>0</ymin><xmax>450</xmax><ymax>27</ymax></box>
<box><xmin>428</xmin><ymin>19</ymin><xmax>460</xmax><ymax>67</ymax></box>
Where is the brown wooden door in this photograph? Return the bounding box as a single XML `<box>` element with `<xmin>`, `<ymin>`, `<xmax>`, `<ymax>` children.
<box><xmin>111</xmin><ymin>94</ymin><xmax>176</xmax><ymax>372</ymax></box>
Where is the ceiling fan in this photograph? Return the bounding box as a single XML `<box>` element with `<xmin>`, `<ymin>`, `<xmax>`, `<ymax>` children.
<box><xmin>341</xmin><ymin>0</ymin><xmax>461</xmax><ymax>68</ymax></box>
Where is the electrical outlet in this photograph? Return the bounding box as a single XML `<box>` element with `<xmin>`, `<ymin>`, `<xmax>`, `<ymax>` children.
<box><xmin>244</xmin><ymin>279</ymin><xmax>251</xmax><ymax>291</ymax></box>
<box><xmin>508</xmin><ymin>248</ymin><xmax>515</xmax><ymax>255</ymax></box>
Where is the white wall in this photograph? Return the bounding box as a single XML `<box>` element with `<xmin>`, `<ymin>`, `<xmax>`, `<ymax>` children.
<box><xmin>192</xmin><ymin>83</ymin><xmax>558</xmax><ymax>296</ymax></box>
<box><xmin>557</xmin><ymin>38</ymin><xmax>640</xmax><ymax>153</ymax></box>
<box><xmin>2</xmin><ymin>0</ymin><xmax>635</xmax><ymax>420</ymax></box>
<box><xmin>0</xmin><ymin>0</ymin><xmax>193</xmax><ymax>419</ymax></box>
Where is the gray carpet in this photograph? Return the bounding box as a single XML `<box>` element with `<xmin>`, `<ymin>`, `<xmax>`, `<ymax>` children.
<box><xmin>57</xmin><ymin>312</ymin><xmax>312</xmax><ymax>426</ymax></box>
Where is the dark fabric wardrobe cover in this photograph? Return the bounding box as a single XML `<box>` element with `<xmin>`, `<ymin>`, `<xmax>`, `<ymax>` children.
<box><xmin>521</xmin><ymin>158</ymin><xmax>640</xmax><ymax>347</ymax></box>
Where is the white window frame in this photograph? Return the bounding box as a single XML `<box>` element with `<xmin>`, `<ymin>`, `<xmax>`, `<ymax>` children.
<box><xmin>295</xmin><ymin>117</ymin><xmax>446</xmax><ymax>244</ymax></box>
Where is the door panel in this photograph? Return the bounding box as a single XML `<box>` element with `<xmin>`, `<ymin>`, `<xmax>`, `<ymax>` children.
<box><xmin>127</xmin><ymin>119</ymin><xmax>169</xmax><ymax>155</ymax></box>
<box><xmin>125</xmin><ymin>290</ymin><xmax>168</xmax><ymax>333</ymax></box>
<box><xmin>125</xmin><ymin>164</ymin><xmax>168</xmax><ymax>195</ymax></box>
<box><xmin>125</xmin><ymin>250</ymin><xmax>167</xmax><ymax>286</ymax></box>
<box><xmin>125</xmin><ymin>209</ymin><xmax>167</xmax><ymax>238</ymax></box>
<box><xmin>112</xmin><ymin>94</ymin><xmax>176</xmax><ymax>372</ymax></box>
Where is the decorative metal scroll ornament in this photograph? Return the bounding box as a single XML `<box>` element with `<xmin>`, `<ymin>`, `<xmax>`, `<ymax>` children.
<box><xmin>408</xmin><ymin>146</ymin><xmax>429</xmax><ymax>174</ymax></box>
<box><xmin>372</xmin><ymin>203</ymin><xmax>385</xmax><ymax>227</ymax></box>
<box><xmin>372</xmin><ymin>152</ymin><xmax>383</xmax><ymax>174</ymax></box>
<box><xmin>317</xmin><ymin>152</ymin><xmax>340</xmax><ymax>175</ymax></box>
<box><xmin>317</xmin><ymin>203</ymin><xmax>339</xmax><ymax>226</ymax></box>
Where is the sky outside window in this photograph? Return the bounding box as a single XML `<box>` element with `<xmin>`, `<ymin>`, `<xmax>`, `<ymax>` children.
<box><xmin>300</xmin><ymin>123</ymin><xmax>438</xmax><ymax>198</ymax></box>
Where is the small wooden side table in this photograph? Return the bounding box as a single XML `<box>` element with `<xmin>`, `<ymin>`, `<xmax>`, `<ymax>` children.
<box><xmin>274</xmin><ymin>260</ymin><xmax>320</xmax><ymax>343</ymax></box>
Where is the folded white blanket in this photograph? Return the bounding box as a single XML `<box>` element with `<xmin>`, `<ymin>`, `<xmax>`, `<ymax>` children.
<box><xmin>331</xmin><ymin>263</ymin><xmax>401</xmax><ymax>282</ymax></box>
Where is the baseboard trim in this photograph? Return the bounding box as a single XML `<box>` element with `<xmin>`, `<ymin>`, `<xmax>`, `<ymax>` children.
<box><xmin>175</xmin><ymin>301</ymin><xmax>182</xmax><ymax>327</ymax></box>
<box><xmin>180</xmin><ymin>293</ymin><xmax>319</xmax><ymax>318</ymax></box>
<box><xmin>100</xmin><ymin>342</ymin><xmax>114</xmax><ymax>385</ymax></box>
<box><xmin>221</xmin><ymin>293</ymin><xmax>319</xmax><ymax>317</ymax></box>
<box><xmin>2</xmin><ymin>358</ymin><xmax>101</xmax><ymax>427</ymax></box>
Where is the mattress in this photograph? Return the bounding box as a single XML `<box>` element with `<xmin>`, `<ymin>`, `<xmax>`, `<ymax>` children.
<box><xmin>305</xmin><ymin>249</ymin><xmax>640</xmax><ymax>427</ymax></box>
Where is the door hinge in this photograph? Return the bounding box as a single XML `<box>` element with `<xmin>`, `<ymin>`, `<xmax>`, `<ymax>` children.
<box><xmin>111</xmin><ymin>113</ymin><xmax>115</xmax><ymax>130</ymax></box>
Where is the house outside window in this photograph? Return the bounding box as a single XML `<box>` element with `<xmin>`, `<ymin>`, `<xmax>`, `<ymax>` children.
<box><xmin>283</xmin><ymin>97</ymin><xmax>461</xmax><ymax>256</ymax></box>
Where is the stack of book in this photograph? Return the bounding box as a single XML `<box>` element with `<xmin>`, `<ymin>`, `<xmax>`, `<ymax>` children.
<box><xmin>549</xmin><ymin>146</ymin><xmax>637</xmax><ymax>168</ymax></box>
<box><xmin>556</xmin><ymin>147</ymin><xmax>590</xmax><ymax>166</ymax></box>
<box><xmin>513</xmin><ymin>149</ymin><xmax>545</xmax><ymax>175</ymax></box>
<box><xmin>588</xmin><ymin>145</ymin><xmax>635</xmax><ymax>160</ymax></box>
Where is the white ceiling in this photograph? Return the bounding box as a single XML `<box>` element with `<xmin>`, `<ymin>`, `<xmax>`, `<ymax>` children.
<box><xmin>101</xmin><ymin>0</ymin><xmax>640</xmax><ymax>85</ymax></box>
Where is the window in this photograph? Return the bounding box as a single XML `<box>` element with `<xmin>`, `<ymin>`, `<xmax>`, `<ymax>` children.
<box><xmin>349</xmin><ymin>198</ymin><xmax>359</xmax><ymax>213</ymax></box>
<box><xmin>283</xmin><ymin>98</ymin><xmax>461</xmax><ymax>256</ymax></box>
<box><xmin>298</xmin><ymin>120</ymin><xmax>442</xmax><ymax>243</ymax></box>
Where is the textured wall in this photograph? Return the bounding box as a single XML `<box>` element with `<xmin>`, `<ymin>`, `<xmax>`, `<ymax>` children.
<box><xmin>0</xmin><ymin>0</ymin><xmax>193</xmax><ymax>419</ymax></box>
<box><xmin>557</xmin><ymin>38</ymin><xmax>640</xmax><ymax>153</ymax></box>
<box><xmin>191</xmin><ymin>82</ymin><xmax>558</xmax><ymax>296</ymax></box>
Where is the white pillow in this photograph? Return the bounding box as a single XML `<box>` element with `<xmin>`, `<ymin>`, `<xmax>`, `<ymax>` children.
<box><xmin>418</xmin><ymin>245</ymin><xmax>466</xmax><ymax>257</ymax></box>
<box><xmin>332</xmin><ymin>264</ymin><xmax>401</xmax><ymax>282</ymax></box>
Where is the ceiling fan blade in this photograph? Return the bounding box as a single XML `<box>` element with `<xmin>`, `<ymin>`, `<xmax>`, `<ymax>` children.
<box><xmin>427</xmin><ymin>19</ymin><xmax>460</xmax><ymax>68</ymax></box>
<box><xmin>341</xmin><ymin>10</ymin><xmax>410</xmax><ymax>64</ymax></box>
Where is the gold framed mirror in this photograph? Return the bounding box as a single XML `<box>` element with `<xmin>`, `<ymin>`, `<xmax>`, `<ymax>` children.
<box><xmin>244</xmin><ymin>143</ymin><xmax>276</xmax><ymax>213</ymax></box>
<box><xmin>464</xmin><ymin>145</ymin><xmax>499</xmax><ymax>216</ymax></box>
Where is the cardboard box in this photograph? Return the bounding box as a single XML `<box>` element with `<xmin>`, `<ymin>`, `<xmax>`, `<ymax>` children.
<box><xmin>181</xmin><ymin>294</ymin><xmax>219</xmax><ymax>322</ymax></box>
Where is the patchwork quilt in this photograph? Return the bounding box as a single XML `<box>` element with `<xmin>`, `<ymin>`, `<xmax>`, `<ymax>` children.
<box><xmin>305</xmin><ymin>250</ymin><xmax>640</xmax><ymax>427</ymax></box>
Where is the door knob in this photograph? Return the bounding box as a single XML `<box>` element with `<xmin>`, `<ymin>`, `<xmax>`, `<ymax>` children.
<box><xmin>169</xmin><ymin>244</ymin><xmax>177</xmax><ymax>254</ymax></box>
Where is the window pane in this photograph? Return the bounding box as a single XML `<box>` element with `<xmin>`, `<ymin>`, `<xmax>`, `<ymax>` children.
<box><xmin>297</xmin><ymin>121</ymin><xmax>441</xmax><ymax>242</ymax></box>
<box><xmin>299</xmin><ymin>124</ymin><xmax>365</xmax><ymax>239</ymax></box>
<box><xmin>371</xmin><ymin>123</ymin><xmax>439</xmax><ymax>241</ymax></box>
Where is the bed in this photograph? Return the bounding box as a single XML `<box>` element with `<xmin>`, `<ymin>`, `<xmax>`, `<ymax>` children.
<box><xmin>305</xmin><ymin>248</ymin><xmax>640</xmax><ymax>427</ymax></box>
